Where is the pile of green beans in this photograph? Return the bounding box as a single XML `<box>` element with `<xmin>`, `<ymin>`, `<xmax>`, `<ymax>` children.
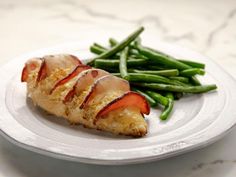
<box><xmin>88</xmin><ymin>27</ymin><xmax>217</xmax><ymax>120</ymax></box>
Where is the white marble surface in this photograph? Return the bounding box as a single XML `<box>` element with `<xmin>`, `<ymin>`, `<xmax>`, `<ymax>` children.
<box><xmin>0</xmin><ymin>0</ymin><xmax>236</xmax><ymax>176</ymax></box>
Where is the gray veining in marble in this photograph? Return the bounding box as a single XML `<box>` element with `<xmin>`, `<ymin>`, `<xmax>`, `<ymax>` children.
<box><xmin>0</xmin><ymin>0</ymin><xmax>236</xmax><ymax>176</ymax></box>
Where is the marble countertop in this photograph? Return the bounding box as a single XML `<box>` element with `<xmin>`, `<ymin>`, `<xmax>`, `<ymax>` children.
<box><xmin>0</xmin><ymin>0</ymin><xmax>236</xmax><ymax>176</ymax></box>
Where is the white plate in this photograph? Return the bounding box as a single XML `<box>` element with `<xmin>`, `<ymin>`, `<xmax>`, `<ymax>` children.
<box><xmin>0</xmin><ymin>39</ymin><xmax>236</xmax><ymax>165</ymax></box>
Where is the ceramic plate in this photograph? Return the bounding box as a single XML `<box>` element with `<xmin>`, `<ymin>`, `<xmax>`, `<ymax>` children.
<box><xmin>1</xmin><ymin>38</ymin><xmax>236</xmax><ymax>165</ymax></box>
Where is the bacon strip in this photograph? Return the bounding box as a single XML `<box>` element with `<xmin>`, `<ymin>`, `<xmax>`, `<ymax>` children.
<box><xmin>95</xmin><ymin>91</ymin><xmax>150</xmax><ymax>123</ymax></box>
<box><xmin>50</xmin><ymin>65</ymin><xmax>91</xmax><ymax>94</ymax></box>
<box><xmin>63</xmin><ymin>69</ymin><xmax>109</xmax><ymax>103</ymax></box>
<box><xmin>36</xmin><ymin>54</ymin><xmax>82</xmax><ymax>83</ymax></box>
<box><xmin>80</xmin><ymin>75</ymin><xmax>130</xmax><ymax>109</ymax></box>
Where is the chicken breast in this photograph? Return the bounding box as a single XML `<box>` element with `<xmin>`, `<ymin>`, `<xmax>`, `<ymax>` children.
<box><xmin>22</xmin><ymin>54</ymin><xmax>150</xmax><ymax>137</ymax></box>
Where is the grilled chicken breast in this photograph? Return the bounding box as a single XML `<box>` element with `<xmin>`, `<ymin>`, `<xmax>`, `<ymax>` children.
<box><xmin>21</xmin><ymin>54</ymin><xmax>150</xmax><ymax>137</ymax></box>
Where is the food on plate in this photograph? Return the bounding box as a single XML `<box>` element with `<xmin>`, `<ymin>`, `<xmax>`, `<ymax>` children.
<box><xmin>21</xmin><ymin>27</ymin><xmax>217</xmax><ymax>137</ymax></box>
<box><xmin>21</xmin><ymin>54</ymin><xmax>150</xmax><ymax>137</ymax></box>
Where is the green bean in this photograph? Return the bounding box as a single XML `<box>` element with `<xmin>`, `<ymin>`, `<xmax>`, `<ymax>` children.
<box><xmin>127</xmin><ymin>73</ymin><xmax>187</xmax><ymax>86</ymax></box>
<box><xmin>111</xmin><ymin>73</ymin><xmax>121</xmax><ymax>77</ymax></box>
<box><xmin>131</xmin><ymin>53</ymin><xmax>148</xmax><ymax>59</ymax></box>
<box><xmin>137</xmin><ymin>46</ymin><xmax>192</xmax><ymax>70</ymax></box>
<box><xmin>94</xmin><ymin>59</ymin><xmax>148</xmax><ymax>68</ymax></box>
<box><xmin>134</xmin><ymin>37</ymin><xmax>141</xmax><ymax>47</ymax></box>
<box><xmin>91</xmin><ymin>44</ymin><xmax>120</xmax><ymax>59</ymax></box>
<box><xmin>190</xmin><ymin>76</ymin><xmax>201</xmax><ymax>86</ymax></box>
<box><xmin>129</xmin><ymin>55</ymin><xmax>137</xmax><ymax>58</ymax></box>
<box><xmin>128</xmin><ymin>49</ymin><xmax>148</xmax><ymax>59</ymax></box>
<box><xmin>139</xmin><ymin>47</ymin><xmax>205</xmax><ymax>69</ymax></box>
<box><xmin>169</xmin><ymin>76</ymin><xmax>189</xmax><ymax>83</ymax></box>
<box><xmin>119</xmin><ymin>47</ymin><xmax>129</xmax><ymax>80</ymax></box>
<box><xmin>146</xmin><ymin>65</ymin><xmax>166</xmax><ymax>70</ymax></box>
<box><xmin>178</xmin><ymin>59</ymin><xmax>205</xmax><ymax>69</ymax></box>
<box><xmin>129</xmin><ymin>48</ymin><xmax>139</xmax><ymax>55</ymax></box>
<box><xmin>128</xmin><ymin>69</ymin><xmax>179</xmax><ymax>77</ymax></box>
<box><xmin>94</xmin><ymin>46</ymin><xmax>147</xmax><ymax>60</ymax></box>
<box><xmin>88</xmin><ymin>27</ymin><xmax>144</xmax><ymax>65</ymax></box>
<box><xmin>140</xmin><ymin>46</ymin><xmax>205</xmax><ymax>69</ymax></box>
<box><xmin>160</xmin><ymin>97</ymin><xmax>174</xmax><ymax>120</ymax></box>
<box><xmin>165</xmin><ymin>92</ymin><xmax>174</xmax><ymax>100</ymax></box>
<box><xmin>90</xmin><ymin>45</ymin><xmax>106</xmax><ymax>55</ymax></box>
<box><xmin>132</xmin><ymin>88</ymin><xmax>157</xmax><ymax>107</ymax></box>
<box><xmin>109</xmin><ymin>37</ymin><xmax>141</xmax><ymax>49</ymax></box>
<box><xmin>93</xmin><ymin>43</ymin><xmax>107</xmax><ymax>50</ymax></box>
<box><xmin>116</xmin><ymin>47</ymin><xmax>147</xmax><ymax>59</ymax></box>
<box><xmin>129</xmin><ymin>49</ymin><xmax>148</xmax><ymax>58</ymax></box>
<box><xmin>109</xmin><ymin>38</ymin><xmax>118</xmax><ymax>47</ymax></box>
<box><xmin>133</xmin><ymin>83</ymin><xmax>217</xmax><ymax>93</ymax></box>
<box><xmin>180</xmin><ymin>68</ymin><xmax>205</xmax><ymax>77</ymax></box>
<box><xmin>146</xmin><ymin>91</ymin><xmax>169</xmax><ymax>106</ymax></box>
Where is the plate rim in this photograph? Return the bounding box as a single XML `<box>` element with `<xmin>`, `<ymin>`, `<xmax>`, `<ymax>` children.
<box><xmin>0</xmin><ymin>123</ymin><xmax>235</xmax><ymax>165</ymax></box>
